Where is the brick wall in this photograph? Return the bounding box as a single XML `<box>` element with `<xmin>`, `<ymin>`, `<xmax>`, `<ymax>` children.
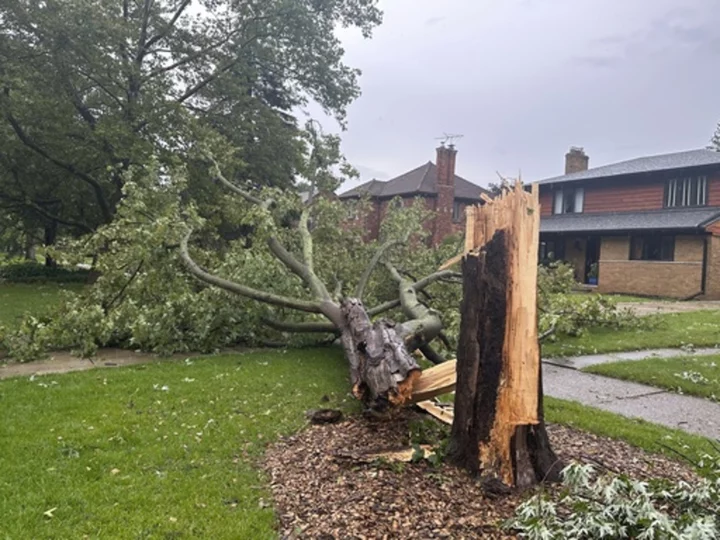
<box><xmin>597</xmin><ymin>235</ymin><xmax>704</xmax><ymax>298</ymax></box>
<box><xmin>433</xmin><ymin>145</ymin><xmax>457</xmax><ymax>245</ymax></box>
<box><xmin>704</xmin><ymin>235</ymin><xmax>720</xmax><ymax>299</ymax></box>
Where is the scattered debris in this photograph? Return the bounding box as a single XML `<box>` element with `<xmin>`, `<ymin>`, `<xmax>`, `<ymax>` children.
<box><xmin>306</xmin><ymin>409</ymin><xmax>343</xmax><ymax>425</ymax></box>
<box><xmin>415</xmin><ymin>400</ymin><xmax>454</xmax><ymax>425</ymax></box>
<box><xmin>264</xmin><ymin>412</ymin><xmax>698</xmax><ymax>539</ymax></box>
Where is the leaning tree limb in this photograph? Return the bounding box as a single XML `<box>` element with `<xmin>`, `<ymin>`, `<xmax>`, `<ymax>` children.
<box><xmin>180</xmin><ymin>158</ymin><xmax>463</xmax><ymax>409</ymax></box>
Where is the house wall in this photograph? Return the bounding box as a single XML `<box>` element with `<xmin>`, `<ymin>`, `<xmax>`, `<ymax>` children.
<box><xmin>597</xmin><ymin>235</ymin><xmax>704</xmax><ymax>298</ymax></box>
<box><xmin>357</xmin><ymin>195</ymin><xmax>470</xmax><ymax>244</ymax></box>
<box><xmin>539</xmin><ymin>172</ymin><xmax>720</xmax><ymax>215</ymax></box>
<box><xmin>584</xmin><ymin>182</ymin><xmax>664</xmax><ymax>213</ymax></box>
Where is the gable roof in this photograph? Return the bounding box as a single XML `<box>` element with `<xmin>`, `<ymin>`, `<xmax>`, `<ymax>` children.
<box><xmin>540</xmin><ymin>207</ymin><xmax>720</xmax><ymax>234</ymax></box>
<box><xmin>538</xmin><ymin>149</ymin><xmax>720</xmax><ymax>186</ymax></box>
<box><xmin>339</xmin><ymin>161</ymin><xmax>489</xmax><ymax>200</ymax></box>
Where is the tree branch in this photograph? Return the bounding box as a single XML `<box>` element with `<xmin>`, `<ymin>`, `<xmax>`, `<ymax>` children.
<box><xmin>299</xmin><ymin>207</ymin><xmax>313</xmax><ymax>272</ymax></box>
<box><xmin>208</xmin><ymin>156</ymin><xmax>330</xmax><ymax>301</ymax></box>
<box><xmin>355</xmin><ymin>235</ymin><xmax>407</xmax><ymax>299</ymax></box>
<box><xmin>261</xmin><ymin>317</ymin><xmax>338</xmax><ymax>334</ymax></box>
<box><xmin>142</xmin><ymin>0</ymin><xmax>192</xmax><ymax>51</ymax></box>
<box><xmin>179</xmin><ymin>229</ymin><xmax>323</xmax><ymax>314</ymax></box>
<box><xmin>4</xmin><ymin>112</ymin><xmax>113</xmax><ymax>222</ymax></box>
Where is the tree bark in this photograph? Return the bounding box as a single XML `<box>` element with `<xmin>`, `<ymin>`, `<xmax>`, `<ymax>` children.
<box><xmin>44</xmin><ymin>221</ymin><xmax>58</xmax><ymax>267</ymax></box>
<box><xmin>448</xmin><ymin>185</ymin><xmax>561</xmax><ymax>488</ymax></box>
<box><xmin>339</xmin><ymin>298</ymin><xmax>422</xmax><ymax>411</ymax></box>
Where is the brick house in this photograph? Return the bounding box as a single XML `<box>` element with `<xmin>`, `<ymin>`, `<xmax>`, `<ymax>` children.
<box><xmin>339</xmin><ymin>145</ymin><xmax>489</xmax><ymax>245</ymax></box>
<box><xmin>538</xmin><ymin>147</ymin><xmax>720</xmax><ymax>298</ymax></box>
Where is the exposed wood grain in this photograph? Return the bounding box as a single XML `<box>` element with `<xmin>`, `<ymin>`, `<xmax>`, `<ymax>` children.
<box><xmin>410</xmin><ymin>360</ymin><xmax>457</xmax><ymax>403</ymax></box>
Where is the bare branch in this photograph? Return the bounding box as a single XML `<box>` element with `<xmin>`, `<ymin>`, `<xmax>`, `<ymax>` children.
<box><xmin>261</xmin><ymin>317</ymin><xmax>338</xmax><ymax>334</ymax></box>
<box><xmin>4</xmin><ymin>112</ymin><xmax>113</xmax><ymax>222</ymax></box>
<box><xmin>412</xmin><ymin>270</ymin><xmax>462</xmax><ymax>291</ymax></box>
<box><xmin>355</xmin><ymin>235</ymin><xmax>407</xmax><ymax>299</ymax></box>
<box><xmin>208</xmin><ymin>156</ymin><xmax>330</xmax><ymax>301</ymax></box>
<box><xmin>419</xmin><ymin>344</ymin><xmax>446</xmax><ymax>365</ymax></box>
<box><xmin>179</xmin><ymin>229</ymin><xmax>323</xmax><ymax>314</ymax></box>
<box><xmin>143</xmin><ymin>0</ymin><xmax>192</xmax><ymax>51</ymax></box>
<box><xmin>299</xmin><ymin>207</ymin><xmax>313</xmax><ymax>271</ymax></box>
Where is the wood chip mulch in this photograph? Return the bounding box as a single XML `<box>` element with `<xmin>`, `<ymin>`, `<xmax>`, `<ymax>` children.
<box><xmin>263</xmin><ymin>410</ymin><xmax>699</xmax><ymax>539</ymax></box>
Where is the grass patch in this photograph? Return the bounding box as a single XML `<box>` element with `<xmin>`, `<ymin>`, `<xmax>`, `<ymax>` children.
<box><xmin>0</xmin><ymin>282</ymin><xmax>84</xmax><ymax>330</ymax></box>
<box><xmin>584</xmin><ymin>355</ymin><xmax>720</xmax><ymax>401</ymax></box>
<box><xmin>545</xmin><ymin>397</ymin><xmax>717</xmax><ymax>462</ymax></box>
<box><xmin>543</xmin><ymin>310</ymin><xmax>720</xmax><ymax>358</ymax></box>
<box><xmin>570</xmin><ymin>293</ymin><xmax>659</xmax><ymax>304</ymax></box>
<box><xmin>0</xmin><ymin>348</ymin><xmax>353</xmax><ymax>539</ymax></box>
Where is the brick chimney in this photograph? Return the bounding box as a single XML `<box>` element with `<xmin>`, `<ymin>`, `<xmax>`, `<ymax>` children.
<box><xmin>433</xmin><ymin>144</ymin><xmax>457</xmax><ymax>246</ymax></box>
<box><xmin>565</xmin><ymin>147</ymin><xmax>589</xmax><ymax>174</ymax></box>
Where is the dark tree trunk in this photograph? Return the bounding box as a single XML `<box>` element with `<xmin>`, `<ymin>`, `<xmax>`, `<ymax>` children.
<box><xmin>339</xmin><ymin>298</ymin><xmax>422</xmax><ymax>411</ymax></box>
<box><xmin>448</xmin><ymin>186</ymin><xmax>562</xmax><ymax>488</ymax></box>
<box><xmin>44</xmin><ymin>221</ymin><xmax>58</xmax><ymax>267</ymax></box>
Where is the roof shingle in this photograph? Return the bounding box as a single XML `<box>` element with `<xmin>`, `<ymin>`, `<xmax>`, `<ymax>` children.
<box><xmin>339</xmin><ymin>162</ymin><xmax>488</xmax><ymax>200</ymax></box>
<box><xmin>539</xmin><ymin>149</ymin><xmax>720</xmax><ymax>185</ymax></box>
<box><xmin>540</xmin><ymin>207</ymin><xmax>720</xmax><ymax>234</ymax></box>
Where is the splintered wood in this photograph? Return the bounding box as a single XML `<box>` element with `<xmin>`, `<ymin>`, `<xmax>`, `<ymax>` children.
<box><xmin>447</xmin><ymin>182</ymin><xmax>560</xmax><ymax>488</ymax></box>
<box><xmin>410</xmin><ymin>360</ymin><xmax>457</xmax><ymax>403</ymax></box>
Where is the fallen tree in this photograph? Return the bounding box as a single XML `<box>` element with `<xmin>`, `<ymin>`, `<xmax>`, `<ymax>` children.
<box><xmin>180</xmin><ymin>158</ymin><xmax>460</xmax><ymax>410</ymax></box>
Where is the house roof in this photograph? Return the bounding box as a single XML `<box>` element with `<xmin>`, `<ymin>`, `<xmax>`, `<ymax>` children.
<box><xmin>339</xmin><ymin>161</ymin><xmax>489</xmax><ymax>200</ymax></box>
<box><xmin>538</xmin><ymin>149</ymin><xmax>720</xmax><ymax>186</ymax></box>
<box><xmin>540</xmin><ymin>207</ymin><xmax>720</xmax><ymax>234</ymax></box>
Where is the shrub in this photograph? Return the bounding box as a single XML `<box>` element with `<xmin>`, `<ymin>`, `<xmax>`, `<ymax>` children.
<box><xmin>0</xmin><ymin>261</ymin><xmax>90</xmax><ymax>284</ymax></box>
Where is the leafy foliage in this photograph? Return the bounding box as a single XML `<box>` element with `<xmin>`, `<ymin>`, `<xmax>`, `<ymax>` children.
<box><xmin>508</xmin><ymin>456</ymin><xmax>720</xmax><ymax>539</ymax></box>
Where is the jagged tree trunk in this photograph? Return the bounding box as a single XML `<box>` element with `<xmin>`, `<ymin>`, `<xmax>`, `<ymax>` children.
<box><xmin>448</xmin><ymin>184</ymin><xmax>561</xmax><ymax>488</ymax></box>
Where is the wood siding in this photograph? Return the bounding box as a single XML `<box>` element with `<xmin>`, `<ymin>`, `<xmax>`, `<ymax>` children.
<box><xmin>584</xmin><ymin>183</ymin><xmax>664</xmax><ymax>213</ymax></box>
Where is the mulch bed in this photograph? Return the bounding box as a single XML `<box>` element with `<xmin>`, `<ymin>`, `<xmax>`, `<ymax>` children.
<box><xmin>264</xmin><ymin>410</ymin><xmax>698</xmax><ymax>539</ymax></box>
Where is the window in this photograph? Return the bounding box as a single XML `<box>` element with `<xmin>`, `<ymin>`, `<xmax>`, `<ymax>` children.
<box><xmin>452</xmin><ymin>201</ymin><xmax>462</xmax><ymax>222</ymax></box>
<box><xmin>665</xmin><ymin>176</ymin><xmax>707</xmax><ymax>207</ymax></box>
<box><xmin>629</xmin><ymin>235</ymin><xmax>674</xmax><ymax>261</ymax></box>
<box><xmin>553</xmin><ymin>187</ymin><xmax>584</xmax><ymax>214</ymax></box>
<box><xmin>539</xmin><ymin>239</ymin><xmax>566</xmax><ymax>263</ymax></box>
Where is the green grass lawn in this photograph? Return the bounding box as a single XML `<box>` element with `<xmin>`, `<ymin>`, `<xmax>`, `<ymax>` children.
<box><xmin>0</xmin><ymin>348</ymin><xmax>355</xmax><ymax>539</ymax></box>
<box><xmin>543</xmin><ymin>310</ymin><xmax>720</xmax><ymax>358</ymax></box>
<box><xmin>0</xmin><ymin>282</ymin><xmax>84</xmax><ymax>329</ymax></box>
<box><xmin>570</xmin><ymin>293</ymin><xmax>659</xmax><ymax>304</ymax></box>
<box><xmin>584</xmin><ymin>355</ymin><xmax>720</xmax><ymax>401</ymax></box>
<box><xmin>3</xmin><ymin>346</ymin><xmax>719</xmax><ymax>539</ymax></box>
<box><xmin>545</xmin><ymin>397</ymin><xmax>717</xmax><ymax>462</ymax></box>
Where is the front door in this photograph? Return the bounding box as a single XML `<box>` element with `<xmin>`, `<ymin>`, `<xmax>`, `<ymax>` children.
<box><xmin>584</xmin><ymin>237</ymin><xmax>601</xmax><ymax>284</ymax></box>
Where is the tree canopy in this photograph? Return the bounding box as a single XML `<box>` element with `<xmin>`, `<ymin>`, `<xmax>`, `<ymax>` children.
<box><xmin>0</xmin><ymin>0</ymin><xmax>381</xmax><ymax>243</ymax></box>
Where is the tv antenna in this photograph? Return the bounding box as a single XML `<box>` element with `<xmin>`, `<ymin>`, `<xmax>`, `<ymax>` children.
<box><xmin>435</xmin><ymin>133</ymin><xmax>464</xmax><ymax>146</ymax></box>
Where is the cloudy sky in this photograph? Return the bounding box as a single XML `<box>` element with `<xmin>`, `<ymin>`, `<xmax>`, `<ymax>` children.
<box><xmin>312</xmin><ymin>0</ymin><xmax>720</xmax><ymax>192</ymax></box>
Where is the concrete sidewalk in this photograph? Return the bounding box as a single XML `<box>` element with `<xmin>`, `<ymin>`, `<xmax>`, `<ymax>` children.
<box><xmin>543</xmin><ymin>359</ymin><xmax>720</xmax><ymax>440</ymax></box>
<box><xmin>544</xmin><ymin>347</ymin><xmax>720</xmax><ymax>370</ymax></box>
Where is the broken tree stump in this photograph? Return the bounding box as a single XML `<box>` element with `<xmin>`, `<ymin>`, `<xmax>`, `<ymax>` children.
<box><xmin>448</xmin><ymin>182</ymin><xmax>562</xmax><ymax>488</ymax></box>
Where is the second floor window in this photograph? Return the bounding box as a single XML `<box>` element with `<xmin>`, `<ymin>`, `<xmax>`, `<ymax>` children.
<box><xmin>665</xmin><ymin>176</ymin><xmax>707</xmax><ymax>207</ymax></box>
<box><xmin>553</xmin><ymin>187</ymin><xmax>584</xmax><ymax>214</ymax></box>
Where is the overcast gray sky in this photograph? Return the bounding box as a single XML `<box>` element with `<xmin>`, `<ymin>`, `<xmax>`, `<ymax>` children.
<box><xmin>312</xmin><ymin>0</ymin><xmax>720</xmax><ymax>191</ymax></box>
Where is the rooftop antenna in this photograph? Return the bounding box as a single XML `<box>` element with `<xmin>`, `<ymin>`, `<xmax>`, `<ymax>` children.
<box><xmin>435</xmin><ymin>133</ymin><xmax>464</xmax><ymax>147</ymax></box>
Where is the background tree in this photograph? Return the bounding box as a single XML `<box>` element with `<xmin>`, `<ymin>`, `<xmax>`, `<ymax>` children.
<box><xmin>0</xmin><ymin>0</ymin><xmax>382</xmax><ymax>249</ymax></box>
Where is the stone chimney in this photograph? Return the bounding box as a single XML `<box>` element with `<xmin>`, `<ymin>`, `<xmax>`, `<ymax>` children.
<box><xmin>433</xmin><ymin>144</ymin><xmax>457</xmax><ymax>245</ymax></box>
<box><xmin>565</xmin><ymin>146</ymin><xmax>589</xmax><ymax>174</ymax></box>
